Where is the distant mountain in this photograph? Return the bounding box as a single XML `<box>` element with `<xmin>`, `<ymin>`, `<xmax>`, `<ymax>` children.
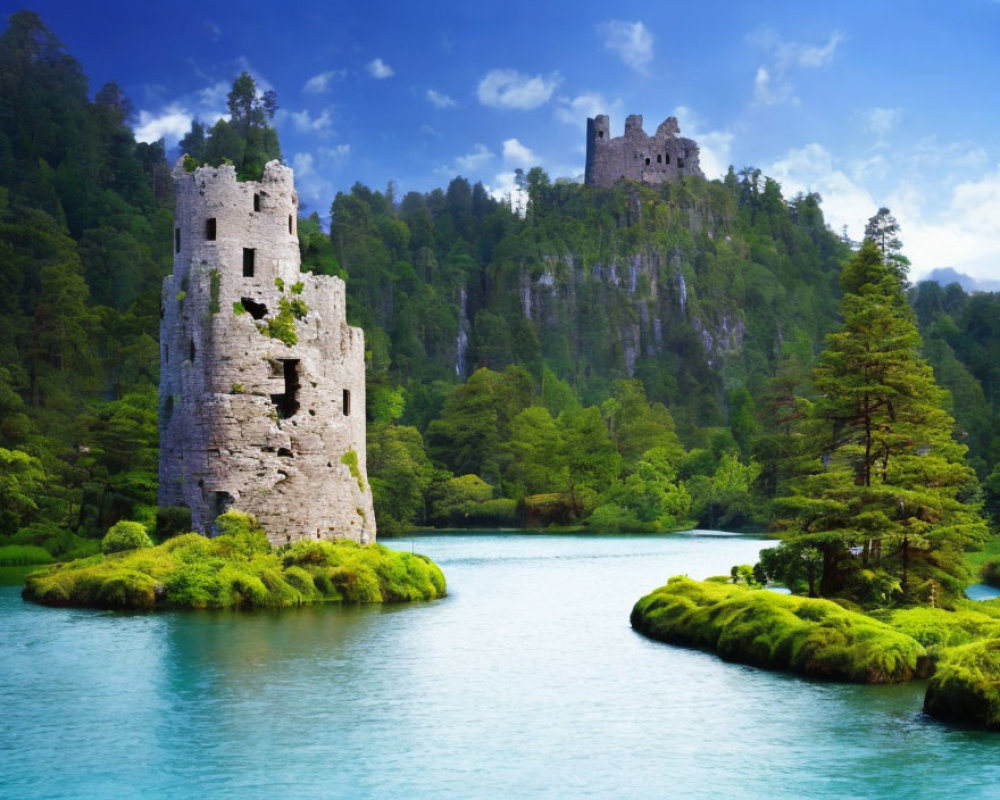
<box><xmin>921</xmin><ymin>267</ymin><xmax>1000</xmax><ymax>293</ymax></box>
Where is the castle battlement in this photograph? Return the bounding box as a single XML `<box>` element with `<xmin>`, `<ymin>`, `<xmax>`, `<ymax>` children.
<box><xmin>159</xmin><ymin>160</ymin><xmax>376</xmax><ymax>545</ymax></box>
<box><xmin>584</xmin><ymin>114</ymin><xmax>704</xmax><ymax>188</ymax></box>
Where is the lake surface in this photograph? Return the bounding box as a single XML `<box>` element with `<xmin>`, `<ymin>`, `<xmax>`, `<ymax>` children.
<box><xmin>2</xmin><ymin>532</ymin><xmax>998</xmax><ymax>798</ymax></box>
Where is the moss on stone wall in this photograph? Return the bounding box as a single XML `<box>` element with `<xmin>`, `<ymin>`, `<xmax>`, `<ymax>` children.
<box><xmin>341</xmin><ymin>449</ymin><xmax>366</xmax><ymax>493</ymax></box>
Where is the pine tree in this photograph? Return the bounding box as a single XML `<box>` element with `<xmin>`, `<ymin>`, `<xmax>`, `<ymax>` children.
<box><xmin>768</xmin><ymin>239</ymin><xmax>986</xmax><ymax>606</ymax></box>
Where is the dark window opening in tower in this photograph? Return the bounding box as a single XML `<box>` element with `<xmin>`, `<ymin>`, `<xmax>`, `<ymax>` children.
<box><xmin>598</xmin><ymin>130</ymin><xmax>604</xmax><ymax>138</ymax></box>
<box><xmin>678</xmin><ymin>158</ymin><xmax>684</xmax><ymax>169</ymax></box>
<box><xmin>243</xmin><ymin>248</ymin><xmax>256</xmax><ymax>277</ymax></box>
<box><xmin>175</xmin><ymin>228</ymin><xmax>181</xmax><ymax>253</ymax></box>
<box><xmin>253</xmin><ymin>193</ymin><xmax>261</xmax><ymax>212</ymax></box>
<box><xmin>665</xmin><ymin>153</ymin><xmax>670</xmax><ymax>165</ymax></box>
<box><xmin>189</xmin><ymin>338</ymin><xmax>195</xmax><ymax>361</ymax></box>
<box><xmin>240</xmin><ymin>297</ymin><xmax>268</xmax><ymax>319</ymax></box>
<box><xmin>213</xmin><ymin>491</ymin><xmax>234</xmax><ymax>520</ymax></box>
<box><xmin>657</xmin><ymin>154</ymin><xmax>662</xmax><ymax>164</ymax></box>
<box><xmin>645</xmin><ymin>157</ymin><xmax>650</xmax><ymax>166</ymax></box>
<box><xmin>288</xmin><ymin>215</ymin><xmax>294</xmax><ymax>235</ymax></box>
<box><xmin>270</xmin><ymin>359</ymin><xmax>301</xmax><ymax>419</ymax></box>
<box><xmin>164</xmin><ymin>394</ymin><xmax>173</xmax><ymax>422</ymax></box>
<box><xmin>206</xmin><ymin>218</ymin><xmax>217</xmax><ymax>240</ymax></box>
<box><xmin>343</xmin><ymin>389</ymin><xmax>351</xmax><ymax>416</ymax></box>
<box><xmin>164</xmin><ymin>344</ymin><xmax>169</xmax><ymax>362</ymax></box>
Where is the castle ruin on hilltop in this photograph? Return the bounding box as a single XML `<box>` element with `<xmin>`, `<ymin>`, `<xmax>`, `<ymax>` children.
<box><xmin>158</xmin><ymin>160</ymin><xmax>376</xmax><ymax>546</ymax></box>
<box><xmin>585</xmin><ymin>114</ymin><xmax>704</xmax><ymax>187</ymax></box>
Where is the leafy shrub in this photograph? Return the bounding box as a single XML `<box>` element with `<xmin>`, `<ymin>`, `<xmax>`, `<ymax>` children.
<box><xmin>101</xmin><ymin>521</ymin><xmax>154</xmax><ymax>555</ymax></box>
<box><xmin>631</xmin><ymin>576</ymin><xmax>925</xmax><ymax>683</ymax></box>
<box><xmin>213</xmin><ymin>512</ymin><xmax>269</xmax><ymax>558</ymax></box>
<box><xmin>0</xmin><ymin>544</ymin><xmax>54</xmax><ymax>566</ymax></box>
<box><xmin>924</xmin><ymin>640</ymin><xmax>1000</xmax><ymax>729</ymax></box>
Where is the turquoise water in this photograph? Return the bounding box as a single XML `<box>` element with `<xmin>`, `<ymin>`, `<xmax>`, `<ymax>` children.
<box><xmin>2</xmin><ymin>532</ymin><xmax>998</xmax><ymax>798</ymax></box>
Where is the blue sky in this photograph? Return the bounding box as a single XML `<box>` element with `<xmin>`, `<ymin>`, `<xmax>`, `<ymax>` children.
<box><xmin>5</xmin><ymin>0</ymin><xmax>1000</xmax><ymax>280</ymax></box>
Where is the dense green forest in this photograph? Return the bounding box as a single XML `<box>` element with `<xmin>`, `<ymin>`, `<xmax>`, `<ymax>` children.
<box><xmin>0</xmin><ymin>12</ymin><xmax>997</xmax><ymax>584</ymax></box>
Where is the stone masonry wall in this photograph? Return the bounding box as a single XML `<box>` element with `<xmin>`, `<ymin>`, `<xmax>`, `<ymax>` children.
<box><xmin>585</xmin><ymin>114</ymin><xmax>704</xmax><ymax>188</ymax></box>
<box><xmin>159</xmin><ymin>160</ymin><xmax>376</xmax><ymax>545</ymax></box>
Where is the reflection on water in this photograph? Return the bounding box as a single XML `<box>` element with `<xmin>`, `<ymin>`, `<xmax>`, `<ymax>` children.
<box><xmin>2</xmin><ymin>532</ymin><xmax>999</xmax><ymax>799</ymax></box>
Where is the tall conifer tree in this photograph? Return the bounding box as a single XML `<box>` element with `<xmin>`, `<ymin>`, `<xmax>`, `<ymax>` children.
<box><xmin>765</xmin><ymin>239</ymin><xmax>986</xmax><ymax>606</ymax></box>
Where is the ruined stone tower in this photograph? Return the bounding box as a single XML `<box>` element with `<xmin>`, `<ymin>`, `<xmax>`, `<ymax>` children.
<box><xmin>159</xmin><ymin>160</ymin><xmax>376</xmax><ymax>546</ymax></box>
<box><xmin>584</xmin><ymin>114</ymin><xmax>704</xmax><ymax>188</ymax></box>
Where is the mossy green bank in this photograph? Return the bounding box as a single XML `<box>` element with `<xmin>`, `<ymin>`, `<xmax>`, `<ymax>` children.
<box><xmin>632</xmin><ymin>576</ymin><xmax>1000</xmax><ymax>730</ymax></box>
<box><xmin>22</xmin><ymin>524</ymin><xmax>445</xmax><ymax>611</ymax></box>
<box><xmin>631</xmin><ymin>576</ymin><xmax>925</xmax><ymax>683</ymax></box>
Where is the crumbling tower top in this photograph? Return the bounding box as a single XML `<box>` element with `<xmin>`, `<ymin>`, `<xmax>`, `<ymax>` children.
<box><xmin>585</xmin><ymin>114</ymin><xmax>703</xmax><ymax>188</ymax></box>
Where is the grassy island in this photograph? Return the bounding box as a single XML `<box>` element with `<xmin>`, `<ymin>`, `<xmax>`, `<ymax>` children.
<box><xmin>631</xmin><ymin>576</ymin><xmax>926</xmax><ymax>683</ymax></box>
<box><xmin>22</xmin><ymin>514</ymin><xmax>445</xmax><ymax>610</ymax></box>
<box><xmin>632</xmin><ymin>576</ymin><xmax>1000</xmax><ymax>729</ymax></box>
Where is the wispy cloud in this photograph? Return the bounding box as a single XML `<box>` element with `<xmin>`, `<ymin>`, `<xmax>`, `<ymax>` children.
<box><xmin>319</xmin><ymin>144</ymin><xmax>351</xmax><ymax>162</ymax></box>
<box><xmin>455</xmin><ymin>143</ymin><xmax>495</xmax><ymax>171</ymax></box>
<box><xmin>672</xmin><ymin>106</ymin><xmax>734</xmax><ymax>179</ymax></box>
<box><xmin>203</xmin><ymin>20</ymin><xmax>222</xmax><ymax>42</ymax></box>
<box><xmin>288</xmin><ymin>108</ymin><xmax>333</xmax><ymax>134</ymax></box>
<box><xmin>864</xmin><ymin>107</ymin><xmax>903</xmax><ymax>139</ymax></box>
<box><xmin>303</xmin><ymin>70</ymin><xmax>344</xmax><ymax>94</ymax></box>
<box><xmin>749</xmin><ymin>27</ymin><xmax>845</xmax><ymax>105</ymax></box>
<box><xmin>554</xmin><ymin>92</ymin><xmax>622</xmax><ymax>128</ymax></box>
<box><xmin>477</xmin><ymin>69</ymin><xmax>559</xmax><ymax>110</ymax></box>
<box><xmin>767</xmin><ymin>142</ymin><xmax>875</xmax><ymax>237</ymax></box>
<box><xmin>426</xmin><ymin>89</ymin><xmax>456</xmax><ymax>109</ymax></box>
<box><xmin>597</xmin><ymin>20</ymin><xmax>654</xmax><ymax>75</ymax></box>
<box><xmin>367</xmin><ymin>58</ymin><xmax>394</xmax><ymax>79</ymax></box>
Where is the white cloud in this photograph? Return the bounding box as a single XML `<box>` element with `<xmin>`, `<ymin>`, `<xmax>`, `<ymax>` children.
<box><xmin>766</xmin><ymin>138</ymin><xmax>1000</xmax><ymax>282</ymax></box>
<box><xmin>367</xmin><ymin>58</ymin><xmax>394</xmax><ymax>79</ymax></box>
<box><xmin>767</xmin><ymin>143</ymin><xmax>876</xmax><ymax>240</ymax></box>
<box><xmin>749</xmin><ymin>28</ymin><xmax>844</xmax><ymax>106</ymax></box>
<box><xmin>303</xmin><ymin>70</ymin><xmax>344</xmax><ymax>94</ymax></box>
<box><xmin>597</xmin><ymin>20</ymin><xmax>654</xmax><ymax>75</ymax></box>
<box><xmin>672</xmin><ymin>106</ymin><xmax>733</xmax><ymax>179</ymax></box>
<box><xmin>134</xmin><ymin>104</ymin><xmax>194</xmax><ymax>144</ymax></box>
<box><xmin>554</xmin><ymin>92</ymin><xmax>623</xmax><ymax>128</ymax></box>
<box><xmin>893</xmin><ymin>166</ymin><xmax>1000</xmax><ymax>281</ymax></box>
<box><xmin>486</xmin><ymin>171</ymin><xmax>529</xmax><ymax>216</ymax></box>
<box><xmin>455</xmin><ymin>143</ymin><xmax>495</xmax><ymax>172</ymax></box>
<box><xmin>289</xmin><ymin>108</ymin><xmax>333</xmax><ymax>134</ymax></box>
<box><xmin>502</xmin><ymin>138</ymin><xmax>536</xmax><ymax>167</ymax></box>
<box><xmin>426</xmin><ymin>89</ymin><xmax>456</xmax><ymax>109</ymax></box>
<box><xmin>865</xmin><ymin>107</ymin><xmax>903</xmax><ymax>138</ymax></box>
<box><xmin>477</xmin><ymin>69</ymin><xmax>559</xmax><ymax>110</ymax></box>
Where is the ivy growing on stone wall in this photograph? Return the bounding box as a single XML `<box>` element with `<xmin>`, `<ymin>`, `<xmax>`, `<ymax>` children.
<box><xmin>209</xmin><ymin>269</ymin><xmax>221</xmax><ymax>314</ymax></box>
